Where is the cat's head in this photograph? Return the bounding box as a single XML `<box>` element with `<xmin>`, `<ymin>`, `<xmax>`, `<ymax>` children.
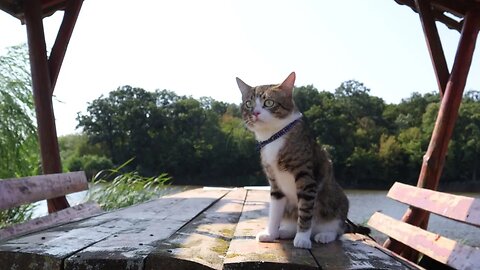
<box><xmin>236</xmin><ymin>72</ymin><xmax>299</xmax><ymax>135</ymax></box>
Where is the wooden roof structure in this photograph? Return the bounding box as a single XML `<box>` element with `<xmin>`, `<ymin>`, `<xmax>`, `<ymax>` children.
<box><xmin>0</xmin><ymin>0</ymin><xmax>479</xmax><ymax>265</ymax></box>
<box><xmin>390</xmin><ymin>0</ymin><xmax>480</xmax><ymax>262</ymax></box>
<box><xmin>0</xmin><ymin>0</ymin><xmax>68</xmax><ymax>21</ymax></box>
<box><xmin>396</xmin><ymin>0</ymin><xmax>479</xmax><ymax>31</ymax></box>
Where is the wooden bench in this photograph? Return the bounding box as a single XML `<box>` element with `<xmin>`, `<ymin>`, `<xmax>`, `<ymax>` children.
<box><xmin>368</xmin><ymin>182</ymin><xmax>480</xmax><ymax>270</ymax></box>
<box><xmin>0</xmin><ymin>171</ymin><xmax>103</xmax><ymax>241</ymax></box>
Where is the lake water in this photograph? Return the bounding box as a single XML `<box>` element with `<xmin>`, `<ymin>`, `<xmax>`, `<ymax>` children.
<box><xmin>33</xmin><ymin>188</ymin><xmax>480</xmax><ymax>246</ymax></box>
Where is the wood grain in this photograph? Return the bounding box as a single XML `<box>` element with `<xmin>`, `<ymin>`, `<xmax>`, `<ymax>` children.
<box><xmin>388</xmin><ymin>182</ymin><xmax>480</xmax><ymax>227</ymax></box>
<box><xmin>64</xmin><ymin>188</ymin><xmax>228</xmax><ymax>270</ymax></box>
<box><xmin>311</xmin><ymin>233</ymin><xmax>414</xmax><ymax>270</ymax></box>
<box><xmin>223</xmin><ymin>189</ymin><xmax>317</xmax><ymax>270</ymax></box>
<box><xmin>368</xmin><ymin>212</ymin><xmax>480</xmax><ymax>270</ymax></box>
<box><xmin>145</xmin><ymin>188</ymin><xmax>247</xmax><ymax>269</ymax></box>
<box><xmin>0</xmin><ymin>202</ymin><xmax>102</xmax><ymax>241</ymax></box>
<box><xmin>0</xmin><ymin>188</ymin><xmax>227</xmax><ymax>270</ymax></box>
<box><xmin>0</xmin><ymin>171</ymin><xmax>88</xmax><ymax>210</ymax></box>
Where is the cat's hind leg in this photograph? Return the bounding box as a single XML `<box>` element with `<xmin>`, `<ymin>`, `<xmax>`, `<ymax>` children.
<box><xmin>313</xmin><ymin>218</ymin><xmax>342</xmax><ymax>244</ymax></box>
<box><xmin>278</xmin><ymin>219</ymin><xmax>296</xmax><ymax>239</ymax></box>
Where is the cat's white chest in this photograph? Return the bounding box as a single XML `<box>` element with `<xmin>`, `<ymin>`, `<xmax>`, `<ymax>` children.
<box><xmin>261</xmin><ymin>138</ymin><xmax>297</xmax><ymax>204</ymax></box>
<box><xmin>261</xmin><ymin>138</ymin><xmax>284</xmax><ymax>165</ymax></box>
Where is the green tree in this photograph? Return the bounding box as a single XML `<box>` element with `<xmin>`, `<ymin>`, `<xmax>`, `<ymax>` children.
<box><xmin>77</xmin><ymin>86</ymin><xmax>160</xmax><ymax>171</ymax></box>
<box><xmin>59</xmin><ymin>134</ymin><xmax>106</xmax><ymax>171</ymax></box>
<box><xmin>0</xmin><ymin>44</ymin><xmax>37</xmax><ymax>227</ymax></box>
<box><xmin>0</xmin><ymin>44</ymin><xmax>38</xmax><ymax>178</ymax></box>
<box><xmin>74</xmin><ymin>80</ymin><xmax>479</xmax><ymax>189</ymax></box>
<box><xmin>77</xmin><ymin>86</ymin><xmax>257</xmax><ymax>184</ymax></box>
<box><xmin>445</xmin><ymin>99</ymin><xmax>480</xmax><ymax>182</ymax></box>
<box><xmin>293</xmin><ymin>85</ymin><xmax>322</xmax><ymax>113</ymax></box>
<box><xmin>301</xmin><ymin>80</ymin><xmax>388</xmax><ymax>185</ymax></box>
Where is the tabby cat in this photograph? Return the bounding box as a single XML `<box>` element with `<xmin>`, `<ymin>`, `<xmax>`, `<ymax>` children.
<box><xmin>236</xmin><ymin>72</ymin><xmax>351</xmax><ymax>249</ymax></box>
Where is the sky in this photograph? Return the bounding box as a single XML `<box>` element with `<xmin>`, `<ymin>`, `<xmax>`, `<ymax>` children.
<box><xmin>1</xmin><ymin>0</ymin><xmax>479</xmax><ymax>136</ymax></box>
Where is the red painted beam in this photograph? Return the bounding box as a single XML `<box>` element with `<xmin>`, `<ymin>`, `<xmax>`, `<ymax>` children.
<box><xmin>23</xmin><ymin>0</ymin><xmax>69</xmax><ymax>213</ymax></box>
<box><xmin>49</xmin><ymin>0</ymin><xmax>83</xmax><ymax>93</ymax></box>
<box><xmin>416</xmin><ymin>0</ymin><xmax>449</xmax><ymax>96</ymax></box>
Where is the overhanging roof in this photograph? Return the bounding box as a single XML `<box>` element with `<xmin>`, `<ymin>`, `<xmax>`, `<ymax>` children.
<box><xmin>0</xmin><ymin>0</ymin><xmax>67</xmax><ymax>22</ymax></box>
<box><xmin>395</xmin><ymin>0</ymin><xmax>480</xmax><ymax>32</ymax></box>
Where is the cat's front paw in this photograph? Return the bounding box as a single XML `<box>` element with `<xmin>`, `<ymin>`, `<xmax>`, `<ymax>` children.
<box><xmin>293</xmin><ymin>232</ymin><xmax>312</xmax><ymax>249</ymax></box>
<box><xmin>314</xmin><ymin>232</ymin><xmax>337</xmax><ymax>244</ymax></box>
<box><xmin>256</xmin><ymin>230</ymin><xmax>279</xmax><ymax>242</ymax></box>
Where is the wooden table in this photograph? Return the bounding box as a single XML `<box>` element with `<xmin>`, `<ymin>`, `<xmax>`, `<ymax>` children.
<box><xmin>0</xmin><ymin>188</ymin><xmax>419</xmax><ymax>269</ymax></box>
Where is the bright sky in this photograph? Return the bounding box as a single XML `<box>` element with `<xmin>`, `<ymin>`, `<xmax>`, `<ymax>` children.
<box><xmin>1</xmin><ymin>0</ymin><xmax>479</xmax><ymax>136</ymax></box>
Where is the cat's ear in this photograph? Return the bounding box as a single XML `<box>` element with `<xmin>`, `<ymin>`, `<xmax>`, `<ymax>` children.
<box><xmin>236</xmin><ymin>77</ymin><xmax>252</xmax><ymax>97</ymax></box>
<box><xmin>280</xmin><ymin>72</ymin><xmax>296</xmax><ymax>92</ymax></box>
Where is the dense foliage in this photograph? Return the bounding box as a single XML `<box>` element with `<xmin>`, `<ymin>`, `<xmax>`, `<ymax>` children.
<box><xmin>0</xmin><ymin>44</ymin><xmax>37</xmax><ymax>227</ymax></box>
<box><xmin>74</xmin><ymin>86</ymin><xmax>260</xmax><ymax>186</ymax></box>
<box><xmin>0</xmin><ymin>44</ymin><xmax>38</xmax><ymax>178</ymax></box>
<box><xmin>74</xmin><ymin>84</ymin><xmax>480</xmax><ymax>189</ymax></box>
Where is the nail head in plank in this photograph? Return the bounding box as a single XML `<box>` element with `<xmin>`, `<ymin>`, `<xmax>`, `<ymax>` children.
<box><xmin>223</xmin><ymin>189</ymin><xmax>317</xmax><ymax>270</ymax></box>
<box><xmin>145</xmin><ymin>188</ymin><xmax>247</xmax><ymax>270</ymax></box>
<box><xmin>0</xmin><ymin>217</ymin><xmax>129</xmax><ymax>270</ymax></box>
<box><xmin>0</xmin><ymin>202</ymin><xmax>103</xmax><ymax>241</ymax></box>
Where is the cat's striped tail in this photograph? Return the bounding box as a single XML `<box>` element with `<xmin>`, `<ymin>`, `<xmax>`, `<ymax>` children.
<box><xmin>344</xmin><ymin>218</ymin><xmax>372</xmax><ymax>235</ymax></box>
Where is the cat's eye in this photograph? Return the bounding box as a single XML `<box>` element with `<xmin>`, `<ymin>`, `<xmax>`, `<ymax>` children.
<box><xmin>245</xmin><ymin>100</ymin><xmax>254</xmax><ymax>109</ymax></box>
<box><xmin>264</xmin><ymin>99</ymin><xmax>275</xmax><ymax>108</ymax></box>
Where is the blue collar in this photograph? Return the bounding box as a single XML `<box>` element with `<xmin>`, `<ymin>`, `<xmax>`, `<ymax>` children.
<box><xmin>256</xmin><ymin>117</ymin><xmax>302</xmax><ymax>151</ymax></box>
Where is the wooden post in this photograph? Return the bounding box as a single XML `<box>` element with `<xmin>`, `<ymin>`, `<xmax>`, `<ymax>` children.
<box><xmin>49</xmin><ymin>0</ymin><xmax>83</xmax><ymax>93</ymax></box>
<box><xmin>384</xmin><ymin>8</ymin><xmax>480</xmax><ymax>257</ymax></box>
<box><xmin>23</xmin><ymin>0</ymin><xmax>69</xmax><ymax>213</ymax></box>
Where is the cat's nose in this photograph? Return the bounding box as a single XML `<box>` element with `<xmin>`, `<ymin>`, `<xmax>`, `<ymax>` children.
<box><xmin>253</xmin><ymin>110</ymin><xmax>261</xmax><ymax>116</ymax></box>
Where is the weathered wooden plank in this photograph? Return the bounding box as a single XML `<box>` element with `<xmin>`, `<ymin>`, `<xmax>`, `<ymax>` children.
<box><xmin>223</xmin><ymin>189</ymin><xmax>317</xmax><ymax>270</ymax></box>
<box><xmin>64</xmin><ymin>188</ymin><xmax>228</xmax><ymax>270</ymax></box>
<box><xmin>0</xmin><ymin>171</ymin><xmax>88</xmax><ymax>210</ymax></box>
<box><xmin>368</xmin><ymin>212</ymin><xmax>480</xmax><ymax>270</ymax></box>
<box><xmin>348</xmin><ymin>233</ymin><xmax>423</xmax><ymax>269</ymax></box>
<box><xmin>0</xmin><ymin>202</ymin><xmax>103</xmax><ymax>241</ymax></box>
<box><xmin>388</xmin><ymin>182</ymin><xmax>480</xmax><ymax>227</ymax></box>
<box><xmin>0</xmin><ymin>216</ymin><xmax>130</xmax><ymax>270</ymax></box>
<box><xmin>0</xmin><ymin>188</ymin><xmax>226</xmax><ymax>270</ymax></box>
<box><xmin>145</xmin><ymin>188</ymin><xmax>247</xmax><ymax>270</ymax></box>
<box><xmin>311</xmin><ymin>233</ymin><xmax>417</xmax><ymax>270</ymax></box>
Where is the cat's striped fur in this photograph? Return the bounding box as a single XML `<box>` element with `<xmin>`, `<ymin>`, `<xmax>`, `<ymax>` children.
<box><xmin>236</xmin><ymin>72</ymin><xmax>353</xmax><ymax>249</ymax></box>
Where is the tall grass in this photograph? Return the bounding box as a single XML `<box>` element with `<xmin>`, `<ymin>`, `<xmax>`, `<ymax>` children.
<box><xmin>0</xmin><ymin>205</ymin><xmax>34</xmax><ymax>229</ymax></box>
<box><xmin>87</xmin><ymin>159</ymin><xmax>171</xmax><ymax>210</ymax></box>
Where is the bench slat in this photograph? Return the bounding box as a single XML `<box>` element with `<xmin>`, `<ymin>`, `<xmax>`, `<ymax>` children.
<box><xmin>0</xmin><ymin>172</ymin><xmax>88</xmax><ymax>210</ymax></box>
<box><xmin>387</xmin><ymin>182</ymin><xmax>480</xmax><ymax>227</ymax></box>
<box><xmin>368</xmin><ymin>212</ymin><xmax>480</xmax><ymax>270</ymax></box>
<box><xmin>0</xmin><ymin>202</ymin><xmax>103</xmax><ymax>241</ymax></box>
